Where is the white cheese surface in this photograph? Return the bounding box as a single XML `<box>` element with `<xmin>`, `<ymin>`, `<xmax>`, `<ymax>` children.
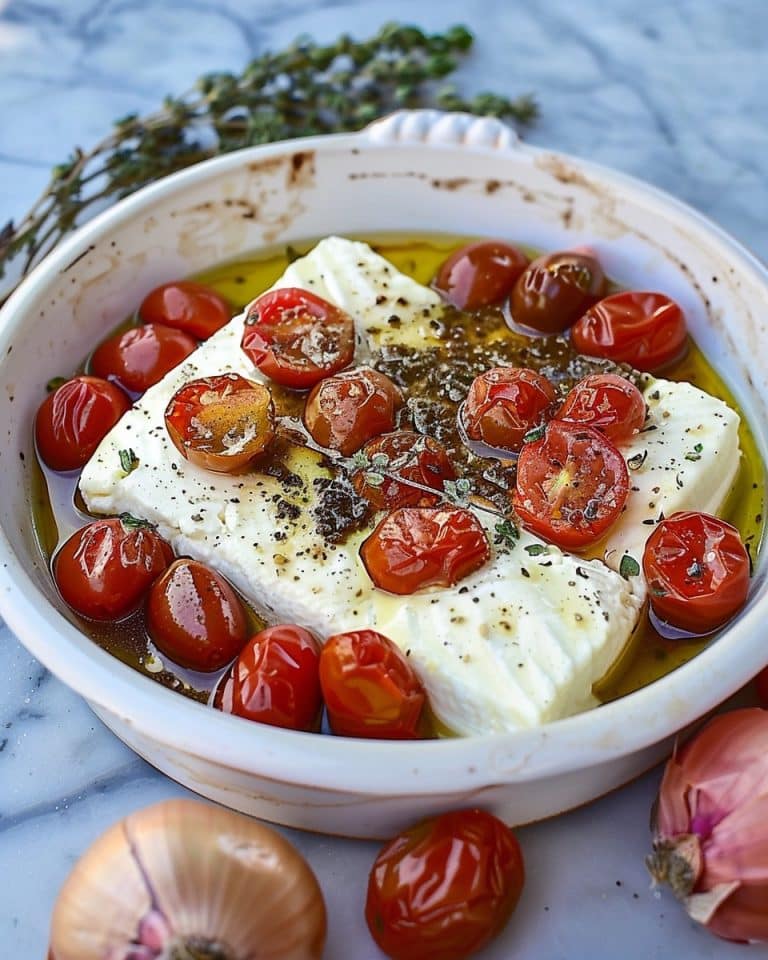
<box><xmin>78</xmin><ymin>237</ymin><xmax>738</xmax><ymax>735</ymax></box>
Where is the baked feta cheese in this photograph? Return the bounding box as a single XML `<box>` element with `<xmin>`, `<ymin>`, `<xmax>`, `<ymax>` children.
<box><xmin>78</xmin><ymin>237</ymin><xmax>738</xmax><ymax>735</ymax></box>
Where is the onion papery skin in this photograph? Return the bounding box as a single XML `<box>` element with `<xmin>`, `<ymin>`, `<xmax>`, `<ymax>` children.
<box><xmin>648</xmin><ymin>709</ymin><xmax>768</xmax><ymax>942</ymax></box>
<box><xmin>48</xmin><ymin>799</ymin><xmax>326</xmax><ymax>960</ymax></box>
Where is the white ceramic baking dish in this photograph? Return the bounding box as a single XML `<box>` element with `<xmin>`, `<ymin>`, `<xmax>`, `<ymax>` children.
<box><xmin>0</xmin><ymin>110</ymin><xmax>766</xmax><ymax>838</ymax></box>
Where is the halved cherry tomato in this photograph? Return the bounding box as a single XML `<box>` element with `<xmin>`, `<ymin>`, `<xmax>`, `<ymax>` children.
<box><xmin>241</xmin><ymin>287</ymin><xmax>355</xmax><ymax>388</ymax></box>
<box><xmin>165</xmin><ymin>373</ymin><xmax>275</xmax><ymax>473</ymax></box>
<box><xmin>352</xmin><ymin>431</ymin><xmax>456</xmax><ymax>510</ymax></box>
<box><xmin>138</xmin><ymin>280</ymin><xmax>231</xmax><ymax>340</ymax></box>
<box><xmin>91</xmin><ymin>323</ymin><xmax>197</xmax><ymax>393</ymax></box>
<box><xmin>35</xmin><ymin>375</ymin><xmax>131</xmax><ymax>471</ymax></box>
<box><xmin>642</xmin><ymin>511</ymin><xmax>750</xmax><ymax>634</ymax></box>
<box><xmin>319</xmin><ymin>629</ymin><xmax>425</xmax><ymax>739</ymax></box>
<box><xmin>510</xmin><ymin>249</ymin><xmax>606</xmax><ymax>334</ymax></box>
<box><xmin>433</xmin><ymin>240</ymin><xmax>529</xmax><ymax>310</ymax></box>
<box><xmin>513</xmin><ymin>420</ymin><xmax>629</xmax><ymax>549</ymax></box>
<box><xmin>361</xmin><ymin>506</ymin><xmax>490</xmax><ymax>595</ymax></box>
<box><xmin>53</xmin><ymin>517</ymin><xmax>173</xmax><ymax>620</ymax></box>
<box><xmin>556</xmin><ymin>373</ymin><xmax>645</xmax><ymax>444</ymax></box>
<box><xmin>304</xmin><ymin>367</ymin><xmax>402</xmax><ymax>456</ymax></box>
<box><xmin>571</xmin><ymin>291</ymin><xmax>688</xmax><ymax>372</ymax></box>
<box><xmin>214</xmin><ymin>624</ymin><xmax>322</xmax><ymax>731</ymax></box>
<box><xmin>461</xmin><ymin>366</ymin><xmax>555</xmax><ymax>453</ymax></box>
<box><xmin>146</xmin><ymin>559</ymin><xmax>248</xmax><ymax>671</ymax></box>
<box><xmin>366</xmin><ymin>808</ymin><xmax>525</xmax><ymax>960</ymax></box>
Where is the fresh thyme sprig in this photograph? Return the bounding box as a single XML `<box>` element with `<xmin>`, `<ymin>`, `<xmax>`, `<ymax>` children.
<box><xmin>0</xmin><ymin>23</ymin><xmax>537</xmax><ymax>301</ymax></box>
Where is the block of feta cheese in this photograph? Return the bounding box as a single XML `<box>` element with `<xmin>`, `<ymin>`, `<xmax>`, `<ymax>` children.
<box><xmin>79</xmin><ymin>237</ymin><xmax>737</xmax><ymax>735</ymax></box>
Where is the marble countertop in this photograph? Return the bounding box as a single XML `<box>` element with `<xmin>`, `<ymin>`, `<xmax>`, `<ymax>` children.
<box><xmin>1</xmin><ymin>1</ymin><xmax>767</xmax><ymax>957</ymax></box>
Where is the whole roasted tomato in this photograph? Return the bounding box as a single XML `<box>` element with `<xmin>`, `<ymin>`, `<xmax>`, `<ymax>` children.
<box><xmin>147</xmin><ymin>559</ymin><xmax>248</xmax><ymax>671</ymax></box>
<box><xmin>53</xmin><ymin>517</ymin><xmax>173</xmax><ymax>620</ymax></box>
<box><xmin>352</xmin><ymin>431</ymin><xmax>456</xmax><ymax>510</ymax></box>
<box><xmin>164</xmin><ymin>373</ymin><xmax>275</xmax><ymax>472</ymax></box>
<box><xmin>556</xmin><ymin>373</ymin><xmax>646</xmax><ymax>444</ymax></box>
<box><xmin>303</xmin><ymin>367</ymin><xmax>402</xmax><ymax>456</ymax></box>
<box><xmin>513</xmin><ymin>420</ymin><xmax>629</xmax><ymax>549</ymax></box>
<box><xmin>361</xmin><ymin>506</ymin><xmax>490</xmax><ymax>594</ymax></box>
<box><xmin>138</xmin><ymin>280</ymin><xmax>231</xmax><ymax>340</ymax></box>
<box><xmin>571</xmin><ymin>291</ymin><xmax>688</xmax><ymax>372</ymax></box>
<box><xmin>214</xmin><ymin>624</ymin><xmax>322</xmax><ymax>731</ymax></box>
<box><xmin>319</xmin><ymin>629</ymin><xmax>426</xmax><ymax>739</ymax></box>
<box><xmin>241</xmin><ymin>287</ymin><xmax>355</xmax><ymax>388</ymax></box>
<box><xmin>35</xmin><ymin>375</ymin><xmax>131</xmax><ymax>471</ymax></box>
<box><xmin>433</xmin><ymin>240</ymin><xmax>529</xmax><ymax>310</ymax></box>
<box><xmin>461</xmin><ymin>366</ymin><xmax>555</xmax><ymax>453</ymax></box>
<box><xmin>366</xmin><ymin>808</ymin><xmax>525</xmax><ymax>960</ymax></box>
<box><xmin>510</xmin><ymin>249</ymin><xmax>605</xmax><ymax>334</ymax></box>
<box><xmin>91</xmin><ymin>323</ymin><xmax>197</xmax><ymax>393</ymax></box>
<box><xmin>643</xmin><ymin>511</ymin><xmax>750</xmax><ymax>634</ymax></box>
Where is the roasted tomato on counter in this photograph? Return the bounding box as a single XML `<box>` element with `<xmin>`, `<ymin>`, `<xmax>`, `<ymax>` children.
<box><xmin>366</xmin><ymin>808</ymin><xmax>525</xmax><ymax>960</ymax></box>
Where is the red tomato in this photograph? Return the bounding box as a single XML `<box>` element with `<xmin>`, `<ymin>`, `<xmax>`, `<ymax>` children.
<box><xmin>642</xmin><ymin>512</ymin><xmax>750</xmax><ymax>634</ymax></box>
<box><xmin>513</xmin><ymin>420</ymin><xmax>629</xmax><ymax>549</ymax></box>
<box><xmin>366</xmin><ymin>808</ymin><xmax>525</xmax><ymax>960</ymax></box>
<box><xmin>164</xmin><ymin>373</ymin><xmax>275</xmax><ymax>473</ymax></box>
<box><xmin>53</xmin><ymin>517</ymin><xmax>173</xmax><ymax>620</ymax></box>
<box><xmin>433</xmin><ymin>240</ymin><xmax>529</xmax><ymax>310</ymax></box>
<box><xmin>352</xmin><ymin>431</ymin><xmax>456</xmax><ymax>510</ymax></box>
<box><xmin>319</xmin><ymin>629</ymin><xmax>425</xmax><ymax>739</ymax></box>
<box><xmin>214</xmin><ymin>624</ymin><xmax>322</xmax><ymax>731</ymax></box>
<box><xmin>146</xmin><ymin>559</ymin><xmax>248</xmax><ymax>672</ymax></box>
<box><xmin>571</xmin><ymin>291</ymin><xmax>688</xmax><ymax>372</ymax></box>
<box><xmin>35</xmin><ymin>375</ymin><xmax>131</xmax><ymax>472</ymax></box>
<box><xmin>241</xmin><ymin>287</ymin><xmax>355</xmax><ymax>388</ymax></box>
<box><xmin>91</xmin><ymin>323</ymin><xmax>197</xmax><ymax>393</ymax></box>
<box><xmin>461</xmin><ymin>366</ymin><xmax>556</xmax><ymax>453</ymax></box>
<box><xmin>556</xmin><ymin>373</ymin><xmax>646</xmax><ymax>444</ymax></box>
<box><xmin>361</xmin><ymin>506</ymin><xmax>490</xmax><ymax>595</ymax></box>
<box><xmin>138</xmin><ymin>280</ymin><xmax>231</xmax><ymax>340</ymax></box>
<box><xmin>511</xmin><ymin>249</ymin><xmax>606</xmax><ymax>334</ymax></box>
<box><xmin>304</xmin><ymin>367</ymin><xmax>403</xmax><ymax>456</ymax></box>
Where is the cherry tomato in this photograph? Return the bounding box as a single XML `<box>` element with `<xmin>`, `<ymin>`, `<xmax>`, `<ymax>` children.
<box><xmin>138</xmin><ymin>280</ymin><xmax>231</xmax><ymax>340</ymax></box>
<box><xmin>461</xmin><ymin>367</ymin><xmax>555</xmax><ymax>453</ymax></box>
<box><xmin>571</xmin><ymin>291</ymin><xmax>688</xmax><ymax>372</ymax></box>
<box><xmin>361</xmin><ymin>506</ymin><xmax>490</xmax><ymax>595</ymax></box>
<box><xmin>53</xmin><ymin>517</ymin><xmax>173</xmax><ymax>621</ymax></box>
<box><xmin>433</xmin><ymin>240</ymin><xmax>529</xmax><ymax>310</ymax></box>
<box><xmin>304</xmin><ymin>367</ymin><xmax>402</xmax><ymax>456</ymax></box>
<box><xmin>241</xmin><ymin>287</ymin><xmax>355</xmax><ymax>389</ymax></box>
<box><xmin>91</xmin><ymin>323</ymin><xmax>197</xmax><ymax>393</ymax></box>
<box><xmin>352</xmin><ymin>431</ymin><xmax>456</xmax><ymax>510</ymax></box>
<box><xmin>556</xmin><ymin>373</ymin><xmax>646</xmax><ymax>444</ymax></box>
<box><xmin>147</xmin><ymin>559</ymin><xmax>248</xmax><ymax>671</ymax></box>
<box><xmin>510</xmin><ymin>249</ymin><xmax>606</xmax><ymax>334</ymax></box>
<box><xmin>35</xmin><ymin>375</ymin><xmax>131</xmax><ymax>472</ymax></box>
<box><xmin>214</xmin><ymin>624</ymin><xmax>322</xmax><ymax>731</ymax></box>
<box><xmin>642</xmin><ymin>512</ymin><xmax>750</xmax><ymax>634</ymax></box>
<box><xmin>366</xmin><ymin>808</ymin><xmax>525</xmax><ymax>960</ymax></box>
<box><xmin>165</xmin><ymin>373</ymin><xmax>275</xmax><ymax>473</ymax></box>
<box><xmin>513</xmin><ymin>420</ymin><xmax>629</xmax><ymax>549</ymax></box>
<box><xmin>319</xmin><ymin>629</ymin><xmax>425</xmax><ymax>739</ymax></box>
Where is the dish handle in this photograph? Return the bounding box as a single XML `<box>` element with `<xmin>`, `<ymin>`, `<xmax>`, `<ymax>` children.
<box><xmin>363</xmin><ymin>109</ymin><xmax>521</xmax><ymax>151</ymax></box>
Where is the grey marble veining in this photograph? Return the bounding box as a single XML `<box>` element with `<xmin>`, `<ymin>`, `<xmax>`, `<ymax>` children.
<box><xmin>1</xmin><ymin>0</ymin><xmax>767</xmax><ymax>957</ymax></box>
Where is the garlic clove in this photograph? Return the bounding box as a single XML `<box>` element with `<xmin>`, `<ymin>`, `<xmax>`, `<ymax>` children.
<box><xmin>49</xmin><ymin>799</ymin><xmax>326</xmax><ymax>960</ymax></box>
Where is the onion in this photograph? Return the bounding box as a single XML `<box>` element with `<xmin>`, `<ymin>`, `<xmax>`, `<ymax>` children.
<box><xmin>647</xmin><ymin>708</ymin><xmax>768</xmax><ymax>942</ymax></box>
